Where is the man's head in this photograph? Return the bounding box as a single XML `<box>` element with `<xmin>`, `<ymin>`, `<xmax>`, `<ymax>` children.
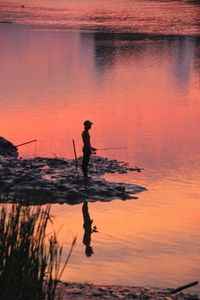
<box><xmin>84</xmin><ymin>120</ymin><xmax>93</xmax><ymax>129</ymax></box>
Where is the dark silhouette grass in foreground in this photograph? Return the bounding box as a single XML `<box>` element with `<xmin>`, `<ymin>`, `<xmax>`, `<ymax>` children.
<box><xmin>0</xmin><ymin>204</ymin><xmax>76</xmax><ymax>300</ymax></box>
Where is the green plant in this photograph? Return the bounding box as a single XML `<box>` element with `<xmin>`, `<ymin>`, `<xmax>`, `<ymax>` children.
<box><xmin>0</xmin><ymin>204</ymin><xmax>76</xmax><ymax>300</ymax></box>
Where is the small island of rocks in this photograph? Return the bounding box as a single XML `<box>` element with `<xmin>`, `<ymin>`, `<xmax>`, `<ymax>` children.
<box><xmin>0</xmin><ymin>155</ymin><xmax>146</xmax><ymax>205</ymax></box>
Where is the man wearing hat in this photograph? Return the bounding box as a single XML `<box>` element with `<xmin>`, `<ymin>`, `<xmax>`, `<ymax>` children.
<box><xmin>82</xmin><ymin>120</ymin><xmax>96</xmax><ymax>178</ymax></box>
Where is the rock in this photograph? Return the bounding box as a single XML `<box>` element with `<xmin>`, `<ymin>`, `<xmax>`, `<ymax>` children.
<box><xmin>0</xmin><ymin>156</ymin><xmax>146</xmax><ymax>205</ymax></box>
<box><xmin>99</xmin><ymin>287</ymin><xmax>107</xmax><ymax>292</ymax></box>
<box><xmin>186</xmin><ymin>293</ymin><xmax>199</xmax><ymax>299</ymax></box>
<box><xmin>57</xmin><ymin>282</ymin><xmax>200</xmax><ymax>300</ymax></box>
<box><xmin>0</xmin><ymin>137</ymin><xmax>18</xmax><ymax>158</ymax></box>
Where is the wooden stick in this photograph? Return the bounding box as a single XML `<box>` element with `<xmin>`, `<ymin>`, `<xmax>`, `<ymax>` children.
<box><xmin>72</xmin><ymin>139</ymin><xmax>78</xmax><ymax>168</ymax></box>
<box><xmin>171</xmin><ymin>281</ymin><xmax>199</xmax><ymax>294</ymax></box>
<box><xmin>16</xmin><ymin>139</ymin><xmax>37</xmax><ymax>148</ymax></box>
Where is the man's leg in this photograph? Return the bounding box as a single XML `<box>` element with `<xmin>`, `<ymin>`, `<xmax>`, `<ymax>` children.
<box><xmin>82</xmin><ymin>151</ymin><xmax>91</xmax><ymax>177</ymax></box>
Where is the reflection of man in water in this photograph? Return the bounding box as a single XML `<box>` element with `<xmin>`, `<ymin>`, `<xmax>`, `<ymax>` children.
<box><xmin>82</xmin><ymin>120</ymin><xmax>96</xmax><ymax>179</ymax></box>
<box><xmin>82</xmin><ymin>201</ymin><xmax>98</xmax><ymax>257</ymax></box>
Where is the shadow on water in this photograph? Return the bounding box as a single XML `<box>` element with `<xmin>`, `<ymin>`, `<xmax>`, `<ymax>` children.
<box><xmin>82</xmin><ymin>201</ymin><xmax>98</xmax><ymax>257</ymax></box>
<box><xmin>80</xmin><ymin>31</ymin><xmax>200</xmax><ymax>80</ymax></box>
<box><xmin>186</xmin><ymin>0</ymin><xmax>200</xmax><ymax>5</ymax></box>
<box><xmin>0</xmin><ymin>204</ymin><xmax>76</xmax><ymax>300</ymax></box>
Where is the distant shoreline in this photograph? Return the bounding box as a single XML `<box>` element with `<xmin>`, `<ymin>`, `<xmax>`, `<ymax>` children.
<box><xmin>1</xmin><ymin>21</ymin><xmax>200</xmax><ymax>39</ymax></box>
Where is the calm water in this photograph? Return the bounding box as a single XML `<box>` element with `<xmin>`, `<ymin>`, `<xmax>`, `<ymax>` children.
<box><xmin>0</xmin><ymin>0</ymin><xmax>200</xmax><ymax>291</ymax></box>
<box><xmin>0</xmin><ymin>0</ymin><xmax>200</xmax><ymax>35</ymax></box>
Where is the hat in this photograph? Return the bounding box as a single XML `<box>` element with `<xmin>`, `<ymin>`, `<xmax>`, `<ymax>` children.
<box><xmin>84</xmin><ymin>120</ymin><xmax>93</xmax><ymax>126</ymax></box>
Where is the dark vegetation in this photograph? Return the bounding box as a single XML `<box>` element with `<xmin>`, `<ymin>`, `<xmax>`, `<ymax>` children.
<box><xmin>0</xmin><ymin>204</ymin><xmax>76</xmax><ymax>300</ymax></box>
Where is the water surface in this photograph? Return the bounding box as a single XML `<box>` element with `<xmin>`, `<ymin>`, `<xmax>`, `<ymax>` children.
<box><xmin>0</xmin><ymin>0</ymin><xmax>200</xmax><ymax>35</ymax></box>
<box><xmin>0</xmin><ymin>0</ymin><xmax>200</xmax><ymax>292</ymax></box>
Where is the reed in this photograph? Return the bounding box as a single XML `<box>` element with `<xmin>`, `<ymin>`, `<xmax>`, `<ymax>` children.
<box><xmin>0</xmin><ymin>204</ymin><xmax>76</xmax><ymax>300</ymax></box>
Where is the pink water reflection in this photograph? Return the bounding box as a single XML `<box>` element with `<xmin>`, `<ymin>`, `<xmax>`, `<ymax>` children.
<box><xmin>0</xmin><ymin>24</ymin><xmax>200</xmax><ymax>288</ymax></box>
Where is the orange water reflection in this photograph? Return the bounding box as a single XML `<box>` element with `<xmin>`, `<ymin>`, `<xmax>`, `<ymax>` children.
<box><xmin>48</xmin><ymin>168</ymin><xmax>200</xmax><ymax>288</ymax></box>
<box><xmin>0</xmin><ymin>24</ymin><xmax>200</xmax><ymax>289</ymax></box>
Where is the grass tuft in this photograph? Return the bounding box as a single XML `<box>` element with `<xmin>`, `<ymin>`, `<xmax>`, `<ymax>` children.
<box><xmin>0</xmin><ymin>204</ymin><xmax>76</xmax><ymax>300</ymax></box>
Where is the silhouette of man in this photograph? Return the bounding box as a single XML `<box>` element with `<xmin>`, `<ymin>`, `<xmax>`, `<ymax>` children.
<box><xmin>82</xmin><ymin>120</ymin><xmax>96</xmax><ymax>178</ymax></box>
<box><xmin>82</xmin><ymin>201</ymin><xmax>98</xmax><ymax>257</ymax></box>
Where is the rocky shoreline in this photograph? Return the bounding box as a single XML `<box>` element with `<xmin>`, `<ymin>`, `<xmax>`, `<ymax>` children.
<box><xmin>58</xmin><ymin>282</ymin><xmax>200</xmax><ymax>300</ymax></box>
<box><xmin>0</xmin><ymin>155</ymin><xmax>145</xmax><ymax>205</ymax></box>
<box><xmin>1</xmin><ymin>154</ymin><xmax>198</xmax><ymax>300</ymax></box>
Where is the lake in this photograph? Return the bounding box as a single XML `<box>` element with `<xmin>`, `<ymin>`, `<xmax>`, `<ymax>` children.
<box><xmin>0</xmin><ymin>0</ymin><xmax>200</xmax><ymax>291</ymax></box>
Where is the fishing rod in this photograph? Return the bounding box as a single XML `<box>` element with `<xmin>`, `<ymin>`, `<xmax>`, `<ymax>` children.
<box><xmin>97</xmin><ymin>147</ymin><xmax>128</xmax><ymax>151</ymax></box>
<box><xmin>16</xmin><ymin>139</ymin><xmax>37</xmax><ymax>148</ymax></box>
